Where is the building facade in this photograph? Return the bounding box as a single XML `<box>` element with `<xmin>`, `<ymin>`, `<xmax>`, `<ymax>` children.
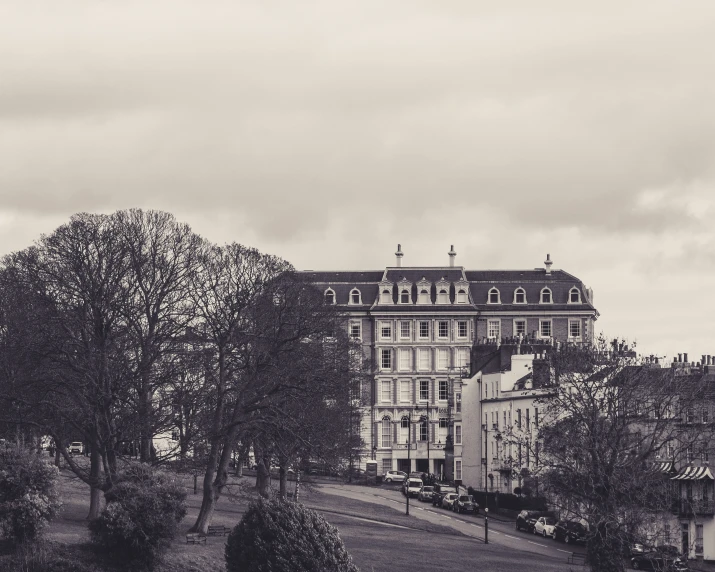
<box><xmin>300</xmin><ymin>246</ymin><xmax>598</xmax><ymax>481</ymax></box>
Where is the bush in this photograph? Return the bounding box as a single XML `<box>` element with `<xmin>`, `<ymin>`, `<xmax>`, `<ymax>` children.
<box><xmin>225</xmin><ymin>498</ymin><xmax>359</xmax><ymax>572</ymax></box>
<box><xmin>88</xmin><ymin>464</ymin><xmax>187</xmax><ymax>570</ymax></box>
<box><xmin>0</xmin><ymin>447</ymin><xmax>62</xmax><ymax>544</ymax></box>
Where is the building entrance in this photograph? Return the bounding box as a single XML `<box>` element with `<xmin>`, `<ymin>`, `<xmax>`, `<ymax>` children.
<box><xmin>397</xmin><ymin>459</ymin><xmax>410</xmax><ymax>473</ymax></box>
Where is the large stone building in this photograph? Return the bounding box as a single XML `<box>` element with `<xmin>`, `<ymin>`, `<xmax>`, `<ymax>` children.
<box><xmin>299</xmin><ymin>246</ymin><xmax>598</xmax><ymax>480</ymax></box>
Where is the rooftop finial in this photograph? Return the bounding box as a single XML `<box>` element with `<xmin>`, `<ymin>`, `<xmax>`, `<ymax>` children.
<box><xmin>395</xmin><ymin>244</ymin><xmax>403</xmax><ymax>267</ymax></box>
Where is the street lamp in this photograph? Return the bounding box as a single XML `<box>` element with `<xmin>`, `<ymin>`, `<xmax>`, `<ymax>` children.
<box><xmin>406</xmin><ymin>435</ymin><xmax>411</xmax><ymax>515</ymax></box>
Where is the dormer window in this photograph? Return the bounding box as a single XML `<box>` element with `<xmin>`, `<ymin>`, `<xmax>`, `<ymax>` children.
<box><xmin>513</xmin><ymin>287</ymin><xmax>526</xmax><ymax>304</ymax></box>
<box><xmin>400</xmin><ymin>290</ymin><xmax>410</xmax><ymax>304</ymax></box>
<box><xmin>380</xmin><ymin>287</ymin><xmax>393</xmax><ymax>304</ymax></box>
<box><xmin>540</xmin><ymin>287</ymin><xmax>553</xmax><ymax>304</ymax></box>
<box><xmin>456</xmin><ymin>289</ymin><xmax>467</xmax><ymax>303</ymax></box>
<box><xmin>569</xmin><ymin>287</ymin><xmax>581</xmax><ymax>303</ymax></box>
<box><xmin>487</xmin><ymin>287</ymin><xmax>501</xmax><ymax>304</ymax></box>
<box><xmin>437</xmin><ymin>289</ymin><xmax>449</xmax><ymax>304</ymax></box>
<box><xmin>349</xmin><ymin>288</ymin><xmax>362</xmax><ymax>305</ymax></box>
<box><xmin>417</xmin><ymin>288</ymin><xmax>430</xmax><ymax>304</ymax></box>
<box><xmin>324</xmin><ymin>288</ymin><xmax>336</xmax><ymax>305</ymax></box>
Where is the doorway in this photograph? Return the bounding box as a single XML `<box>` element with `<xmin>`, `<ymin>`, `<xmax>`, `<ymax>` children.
<box><xmin>681</xmin><ymin>523</ymin><xmax>689</xmax><ymax>558</ymax></box>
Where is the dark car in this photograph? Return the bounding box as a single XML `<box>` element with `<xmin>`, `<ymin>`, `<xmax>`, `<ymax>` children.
<box><xmin>552</xmin><ymin>520</ymin><xmax>587</xmax><ymax>545</ymax></box>
<box><xmin>453</xmin><ymin>494</ymin><xmax>479</xmax><ymax>515</ymax></box>
<box><xmin>515</xmin><ymin>510</ymin><xmax>556</xmax><ymax>533</ymax></box>
<box><xmin>430</xmin><ymin>483</ymin><xmax>449</xmax><ymax>506</ymax></box>
<box><xmin>631</xmin><ymin>548</ymin><xmax>688</xmax><ymax>571</ymax></box>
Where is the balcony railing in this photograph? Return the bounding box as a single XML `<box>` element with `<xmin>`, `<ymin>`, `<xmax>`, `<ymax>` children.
<box><xmin>672</xmin><ymin>498</ymin><xmax>715</xmax><ymax>517</ymax></box>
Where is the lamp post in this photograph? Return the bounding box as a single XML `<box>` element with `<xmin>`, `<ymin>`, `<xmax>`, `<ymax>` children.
<box><xmin>484</xmin><ymin>507</ymin><xmax>489</xmax><ymax>544</ymax></box>
<box><xmin>406</xmin><ymin>434</ymin><xmax>411</xmax><ymax>515</ymax></box>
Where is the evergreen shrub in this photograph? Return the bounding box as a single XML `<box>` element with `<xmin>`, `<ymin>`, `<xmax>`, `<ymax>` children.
<box><xmin>225</xmin><ymin>498</ymin><xmax>359</xmax><ymax>572</ymax></box>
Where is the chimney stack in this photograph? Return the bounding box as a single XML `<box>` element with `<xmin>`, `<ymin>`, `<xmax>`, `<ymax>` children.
<box><xmin>448</xmin><ymin>245</ymin><xmax>457</xmax><ymax>267</ymax></box>
<box><xmin>544</xmin><ymin>254</ymin><xmax>553</xmax><ymax>275</ymax></box>
<box><xmin>395</xmin><ymin>244</ymin><xmax>403</xmax><ymax>267</ymax></box>
<box><xmin>684</xmin><ymin>353</ymin><xmax>688</xmax><ymax>363</ymax></box>
<box><xmin>678</xmin><ymin>353</ymin><xmax>682</xmax><ymax>363</ymax></box>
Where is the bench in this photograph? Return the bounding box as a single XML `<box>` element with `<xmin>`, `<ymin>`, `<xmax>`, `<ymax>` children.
<box><xmin>567</xmin><ymin>552</ymin><xmax>586</xmax><ymax>566</ymax></box>
<box><xmin>186</xmin><ymin>532</ymin><xmax>207</xmax><ymax>545</ymax></box>
<box><xmin>207</xmin><ymin>525</ymin><xmax>231</xmax><ymax>536</ymax></box>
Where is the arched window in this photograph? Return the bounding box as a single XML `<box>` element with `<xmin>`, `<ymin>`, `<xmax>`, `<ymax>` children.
<box><xmin>540</xmin><ymin>287</ymin><xmax>553</xmax><ymax>304</ymax></box>
<box><xmin>400</xmin><ymin>415</ymin><xmax>410</xmax><ymax>443</ymax></box>
<box><xmin>488</xmin><ymin>287</ymin><xmax>501</xmax><ymax>304</ymax></box>
<box><xmin>324</xmin><ymin>289</ymin><xmax>335</xmax><ymax>305</ymax></box>
<box><xmin>569</xmin><ymin>287</ymin><xmax>581</xmax><ymax>303</ymax></box>
<box><xmin>400</xmin><ymin>290</ymin><xmax>410</xmax><ymax>304</ymax></box>
<box><xmin>380</xmin><ymin>288</ymin><xmax>392</xmax><ymax>304</ymax></box>
<box><xmin>456</xmin><ymin>289</ymin><xmax>467</xmax><ymax>303</ymax></box>
<box><xmin>350</xmin><ymin>288</ymin><xmax>362</xmax><ymax>305</ymax></box>
<box><xmin>417</xmin><ymin>288</ymin><xmax>430</xmax><ymax>304</ymax></box>
<box><xmin>419</xmin><ymin>418</ymin><xmax>429</xmax><ymax>442</ymax></box>
<box><xmin>381</xmin><ymin>416</ymin><xmax>392</xmax><ymax>448</ymax></box>
<box><xmin>437</xmin><ymin>289</ymin><xmax>449</xmax><ymax>304</ymax></box>
<box><xmin>513</xmin><ymin>287</ymin><xmax>526</xmax><ymax>304</ymax></box>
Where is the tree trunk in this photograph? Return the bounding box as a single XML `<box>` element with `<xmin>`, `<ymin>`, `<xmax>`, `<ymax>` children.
<box><xmin>279</xmin><ymin>466</ymin><xmax>287</xmax><ymax>498</ymax></box>
<box><xmin>256</xmin><ymin>458</ymin><xmax>271</xmax><ymax>498</ymax></box>
<box><xmin>54</xmin><ymin>447</ymin><xmax>61</xmax><ymax>468</ymax></box>
<box><xmin>87</xmin><ymin>448</ymin><xmax>103</xmax><ymax>520</ymax></box>
<box><xmin>140</xmin><ymin>383</ymin><xmax>153</xmax><ymax>463</ymax></box>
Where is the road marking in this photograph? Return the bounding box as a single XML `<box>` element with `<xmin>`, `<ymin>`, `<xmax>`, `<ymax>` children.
<box><xmin>556</xmin><ymin>549</ymin><xmax>571</xmax><ymax>553</ymax></box>
<box><xmin>528</xmin><ymin>541</ymin><xmax>547</xmax><ymax>547</ymax></box>
<box><xmin>417</xmin><ymin>507</ymin><xmax>424</xmax><ymax>511</ymax></box>
<box><xmin>441</xmin><ymin>515</ymin><xmax>452</xmax><ymax>520</ymax></box>
<box><xmin>504</xmin><ymin>534</ymin><xmax>518</xmax><ymax>539</ymax></box>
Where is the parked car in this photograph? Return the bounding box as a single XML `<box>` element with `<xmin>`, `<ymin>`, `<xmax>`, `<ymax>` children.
<box><xmin>403</xmin><ymin>478</ymin><xmax>424</xmax><ymax>498</ymax></box>
<box><xmin>533</xmin><ymin>516</ymin><xmax>558</xmax><ymax>538</ymax></box>
<box><xmin>68</xmin><ymin>442</ymin><xmax>83</xmax><ymax>455</ymax></box>
<box><xmin>441</xmin><ymin>493</ymin><xmax>459</xmax><ymax>510</ymax></box>
<box><xmin>383</xmin><ymin>470</ymin><xmax>407</xmax><ymax>483</ymax></box>
<box><xmin>418</xmin><ymin>486</ymin><xmax>434</xmax><ymax>502</ymax></box>
<box><xmin>552</xmin><ymin>520</ymin><xmax>587</xmax><ymax>545</ymax></box>
<box><xmin>432</xmin><ymin>489</ymin><xmax>448</xmax><ymax>507</ymax></box>
<box><xmin>515</xmin><ymin>510</ymin><xmax>555</xmax><ymax>533</ymax></box>
<box><xmin>453</xmin><ymin>494</ymin><xmax>479</xmax><ymax>514</ymax></box>
<box><xmin>409</xmin><ymin>471</ymin><xmax>426</xmax><ymax>480</ymax></box>
<box><xmin>630</xmin><ymin>549</ymin><xmax>689</xmax><ymax>571</ymax></box>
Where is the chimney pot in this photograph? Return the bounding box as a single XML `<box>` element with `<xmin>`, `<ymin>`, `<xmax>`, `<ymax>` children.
<box><xmin>678</xmin><ymin>353</ymin><xmax>682</xmax><ymax>363</ymax></box>
<box><xmin>395</xmin><ymin>244</ymin><xmax>403</xmax><ymax>267</ymax></box>
<box><xmin>448</xmin><ymin>245</ymin><xmax>457</xmax><ymax>267</ymax></box>
<box><xmin>684</xmin><ymin>353</ymin><xmax>688</xmax><ymax>363</ymax></box>
<box><xmin>544</xmin><ymin>253</ymin><xmax>553</xmax><ymax>275</ymax></box>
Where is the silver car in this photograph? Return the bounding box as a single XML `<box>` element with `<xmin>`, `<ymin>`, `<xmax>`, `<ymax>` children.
<box><xmin>418</xmin><ymin>486</ymin><xmax>434</xmax><ymax>502</ymax></box>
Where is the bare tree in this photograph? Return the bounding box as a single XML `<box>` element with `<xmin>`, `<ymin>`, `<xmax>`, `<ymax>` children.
<box><xmin>532</xmin><ymin>340</ymin><xmax>709</xmax><ymax>572</ymax></box>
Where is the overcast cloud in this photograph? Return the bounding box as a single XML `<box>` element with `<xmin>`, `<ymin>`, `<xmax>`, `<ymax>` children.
<box><xmin>1</xmin><ymin>0</ymin><xmax>713</xmax><ymax>360</ymax></box>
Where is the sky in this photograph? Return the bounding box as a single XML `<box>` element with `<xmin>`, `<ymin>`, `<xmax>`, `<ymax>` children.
<box><xmin>1</xmin><ymin>1</ymin><xmax>714</xmax><ymax>363</ymax></box>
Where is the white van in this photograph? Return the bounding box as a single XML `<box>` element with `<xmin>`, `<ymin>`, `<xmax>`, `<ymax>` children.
<box><xmin>403</xmin><ymin>478</ymin><xmax>424</xmax><ymax>498</ymax></box>
<box><xmin>69</xmin><ymin>442</ymin><xmax>84</xmax><ymax>454</ymax></box>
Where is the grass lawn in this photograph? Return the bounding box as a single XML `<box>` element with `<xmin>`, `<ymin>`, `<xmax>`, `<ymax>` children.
<box><xmin>1</xmin><ymin>468</ymin><xmax>577</xmax><ymax>572</ymax></box>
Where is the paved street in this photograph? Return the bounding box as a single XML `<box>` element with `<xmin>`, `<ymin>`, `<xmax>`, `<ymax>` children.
<box><xmin>318</xmin><ymin>483</ymin><xmax>586</xmax><ymax>566</ymax></box>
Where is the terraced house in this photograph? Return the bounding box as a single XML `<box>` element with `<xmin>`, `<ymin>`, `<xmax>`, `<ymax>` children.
<box><xmin>299</xmin><ymin>246</ymin><xmax>598</xmax><ymax>483</ymax></box>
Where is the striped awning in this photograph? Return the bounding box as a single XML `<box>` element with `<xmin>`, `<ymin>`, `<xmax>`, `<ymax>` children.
<box><xmin>653</xmin><ymin>460</ymin><xmax>676</xmax><ymax>474</ymax></box>
<box><xmin>671</xmin><ymin>466</ymin><xmax>715</xmax><ymax>480</ymax></box>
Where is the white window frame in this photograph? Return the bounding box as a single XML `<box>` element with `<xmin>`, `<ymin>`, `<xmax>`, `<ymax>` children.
<box><xmin>568</xmin><ymin>318</ymin><xmax>582</xmax><ymax>339</ymax></box>
<box><xmin>399</xmin><ymin>348</ymin><xmax>411</xmax><ymax>371</ymax></box>
<box><xmin>381</xmin><ymin>417</ymin><xmax>392</xmax><ymax>447</ymax></box>
<box><xmin>399</xmin><ymin>289</ymin><xmax>411</xmax><ymax>304</ymax></box>
<box><xmin>382</xmin><ymin>458</ymin><xmax>392</xmax><ymax>473</ymax></box>
<box><xmin>438</xmin><ymin>418</ymin><xmax>448</xmax><ymax>442</ymax></box>
<box><xmin>400</xmin><ymin>380</ymin><xmax>410</xmax><ymax>402</ymax></box>
<box><xmin>539</xmin><ymin>319</ymin><xmax>552</xmax><ymax>339</ymax></box>
<box><xmin>380</xmin><ymin>288</ymin><xmax>392</xmax><ymax>304</ymax></box>
<box><xmin>438</xmin><ymin>348</ymin><xmax>450</xmax><ymax>371</ymax></box>
<box><xmin>457</xmin><ymin>321</ymin><xmax>468</xmax><ymax>339</ymax></box>
<box><xmin>380</xmin><ymin>349</ymin><xmax>392</xmax><ymax>370</ymax></box>
<box><xmin>418</xmin><ymin>348</ymin><xmax>430</xmax><ymax>371</ymax></box>
<box><xmin>419</xmin><ymin>379</ymin><xmax>429</xmax><ymax>402</ymax></box>
<box><xmin>540</xmin><ymin>287</ymin><xmax>553</xmax><ymax>304</ymax></box>
<box><xmin>349</xmin><ymin>288</ymin><xmax>362</xmax><ymax>305</ymax></box>
<box><xmin>349</xmin><ymin>321</ymin><xmax>362</xmax><ymax>340</ymax></box>
<box><xmin>487</xmin><ymin>319</ymin><xmax>501</xmax><ymax>340</ymax></box>
<box><xmin>419</xmin><ymin>321</ymin><xmax>430</xmax><ymax>339</ymax></box>
<box><xmin>438</xmin><ymin>321</ymin><xmax>449</xmax><ymax>339</ymax></box>
<box><xmin>455</xmin><ymin>459</ymin><xmax>462</xmax><ymax>480</ymax></box>
<box><xmin>417</xmin><ymin>288</ymin><xmax>431</xmax><ymax>305</ymax></box>
<box><xmin>456</xmin><ymin>289</ymin><xmax>468</xmax><ymax>304</ymax></box>
<box><xmin>324</xmin><ymin>288</ymin><xmax>336</xmax><ymax>305</ymax></box>
<box><xmin>400</xmin><ymin>321</ymin><xmax>411</xmax><ymax>339</ymax></box>
<box><xmin>456</xmin><ymin>348</ymin><xmax>469</xmax><ymax>369</ymax></box>
<box><xmin>513</xmin><ymin>319</ymin><xmax>526</xmax><ymax>337</ymax></box>
<box><xmin>400</xmin><ymin>416</ymin><xmax>410</xmax><ymax>443</ymax></box>
<box><xmin>513</xmin><ymin>287</ymin><xmax>527</xmax><ymax>304</ymax></box>
<box><xmin>419</xmin><ymin>419</ymin><xmax>429</xmax><ymax>441</ymax></box>
<box><xmin>381</xmin><ymin>379</ymin><xmax>391</xmax><ymax>402</ymax></box>
<box><xmin>487</xmin><ymin>287</ymin><xmax>501</xmax><ymax>304</ymax></box>
<box><xmin>380</xmin><ymin>321</ymin><xmax>392</xmax><ymax>340</ymax></box>
<box><xmin>568</xmin><ymin>287</ymin><xmax>581</xmax><ymax>304</ymax></box>
<box><xmin>455</xmin><ymin>424</ymin><xmax>462</xmax><ymax>445</ymax></box>
<box><xmin>437</xmin><ymin>288</ymin><xmax>449</xmax><ymax>304</ymax></box>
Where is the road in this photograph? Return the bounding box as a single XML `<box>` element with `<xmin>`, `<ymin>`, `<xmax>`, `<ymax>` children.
<box><xmin>318</xmin><ymin>483</ymin><xmax>586</xmax><ymax>565</ymax></box>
